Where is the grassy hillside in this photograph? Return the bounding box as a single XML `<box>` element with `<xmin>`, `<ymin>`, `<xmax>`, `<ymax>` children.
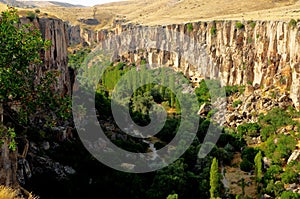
<box><xmin>1</xmin><ymin>0</ymin><xmax>300</xmax><ymax>29</ymax></box>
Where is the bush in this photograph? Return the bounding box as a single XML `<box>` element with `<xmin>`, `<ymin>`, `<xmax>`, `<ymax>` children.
<box><xmin>249</xmin><ymin>21</ymin><xmax>256</xmax><ymax>29</ymax></box>
<box><xmin>265</xmin><ymin>180</ymin><xmax>285</xmax><ymax>196</ymax></box>
<box><xmin>211</xmin><ymin>26</ymin><xmax>216</xmax><ymax>36</ymax></box>
<box><xmin>281</xmin><ymin>168</ymin><xmax>299</xmax><ymax>184</ymax></box>
<box><xmin>236</xmin><ymin>22</ymin><xmax>245</xmax><ymax>30</ymax></box>
<box><xmin>232</xmin><ymin>100</ymin><xmax>242</xmax><ymax>108</ymax></box>
<box><xmin>241</xmin><ymin>147</ymin><xmax>259</xmax><ymax>164</ymax></box>
<box><xmin>281</xmin><ymin>191</ymin><xmax>300</xmax><ymax>199</ymax></box>
<box><xmin>264</xmin><ymin>165</ymin><xmax>282</xmax><ymax>181</ymax></box>
<box><xmin>240</xmin><ymin>159</ymin><xmax>253</xmax><ymax>172</ymax></box>
<box><xmin>26</xmin><ymin>11</ymin><xmax>36</xmax><ymax>21</ymax></box>
<box><xmin>35</xmin><ymin>9</ymin><xmax>41</xmax><ymax>14</ymax></box>
<box><xmin>187</xmin><ymin>23</ymin><xmax>193</xmax><ymax>32</ymax></box>
<box><xmin>224</xmin><ymin>85</ymin><xmax>245</xmax><ymax>96</ymax></box>
<box><xmin>289</xmin><ymin>19</ymin><xmax>297</xmax><ymax>28</ymax></box>
<box><xmin>237</xmin><ymin>123</ymin><xmax>261</xmax><ymax>137</ymax></box>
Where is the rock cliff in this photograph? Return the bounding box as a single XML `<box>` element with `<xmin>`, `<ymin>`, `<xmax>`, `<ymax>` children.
<box><xmin>86</xmin><ymin>21</ymin><xmax>300</xmax><ymax>110</ymax></box>
<box><xmin>20</xmin><ymin>17</ymin><xmax>71</xmax><ymax>96</ymax></box>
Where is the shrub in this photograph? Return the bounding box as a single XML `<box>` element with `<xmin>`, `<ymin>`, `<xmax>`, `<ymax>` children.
<box><xmin>187</xmin><ymin>23</ymin><xmax>193</xmax><ymax>32</ymax></box>
<box><xmin>26</xmin><ymin>11</ymin><xmax>36</xmax><ymax>21</ymax></box>
<box><xmin>224</xmin><ymin>85</ymin><xmax>245</xmax><ymax>96</ymax></box>
<box><xmin>240</xmin><ymin>159</ymin><xmax>253</xmax><ymax>172</ymax></box>
<box><xmin>264</xmin><ymin>165</ymin><xmax>282</xmax><ymax>181</ymax></box>
<box><xmin>35</xmin><ymin>9</ymin><xmax>40</xmax><ymax>14</ymax></box>
<box><xmin>265</xmin><ymin>180</ymin><xmax>285</xmax><ymax>197</ymax></box>
<box><xmin>236</xmin><ymin>22</ymin><xmax>245</xmax><ymax>30</ymax></box>
<box><xmin>232</xmin><ymin>100</ymin><xmax>242</xmax><ymax>108</ymax></box>
<box><xmin>241</xmin><ymin>147</ymin><xmax>259</xmax><ymax>164</ymax></box>
<box><xmin>281</xmin><ymin>191</ymin><xmax>300</xmax><ymax>199</ymax></box>
<box><xmin>237</xmin><ymin>123</ymin><xmax>261</xmax><ymax>137</ymax></box>
<box><xmin>249</xmin><ymin>21</ymin><xmax>256</xmax><ymax>29</ymax></box>
<box><xmin>211</xmin><ymin>26</ymin><xmax>217</xmax><ymax>36</ymax></box>
<box><xmin>289</xmin><ymin>19</ymin><xmax>297</xmax><ymax>28</ymax></box>
<box><xmin>281</xmin><ymin>168</ymin><xmax>299</xmax><ymax>184</ymax></box>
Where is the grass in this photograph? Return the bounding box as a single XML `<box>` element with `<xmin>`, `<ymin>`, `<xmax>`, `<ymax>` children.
<box><xmin>0</xmin><ymin>186</ymin><xmax>38</xmax><ymax>199</ymax></box>
<box><xmin>1</xmin><ymin>0</ymin><xmax>299</xmax><ymax>27</ymax></box>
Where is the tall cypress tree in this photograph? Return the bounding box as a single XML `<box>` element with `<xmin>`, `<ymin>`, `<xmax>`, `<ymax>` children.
<box><xmin>210</xmin><ymin>158</ymin><xmax>220</xmax><ymax>199</ymax></box>
<box><xmin>254</xmin><ymin>151</ymin><xmax>262</xmax><ymax>183</ymax></box>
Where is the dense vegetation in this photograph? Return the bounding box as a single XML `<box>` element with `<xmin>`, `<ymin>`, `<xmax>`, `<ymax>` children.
<box><xmin>0</xmin><ymin>7</ymin><xmax>299</xmax><ymax>199</ymax></box>
<box><xmin>0</xmin><ymin>7</ymin><xmax>72</xmax><ymax>187</ymax></box>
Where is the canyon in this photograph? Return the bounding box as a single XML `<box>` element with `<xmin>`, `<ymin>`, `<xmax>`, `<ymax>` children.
<box><xmin>68</xmin><ymin>20</ymin><xmax>300</xmax><ymax>111</ymax></box>
<box><xmin>23</xmin><ymin>16</ymin><xmax>300</xmax><ymax>110</ymax></box>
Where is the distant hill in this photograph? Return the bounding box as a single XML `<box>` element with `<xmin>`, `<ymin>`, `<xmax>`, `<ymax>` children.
<box><xmin>1</xmin><ymin>0</ymin><xmax>300</xmax><ymax>30</ymax></box>
<box><xmin>0</xmin><ymin>0</ymin><xmax>85</xmax><ymax>8</ymax></box>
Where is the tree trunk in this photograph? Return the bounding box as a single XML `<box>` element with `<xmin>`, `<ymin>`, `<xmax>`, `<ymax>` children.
<box><xmin>0</xmin><ymin>137</ymin><xmax>18</xmax><ymax>187</ymax></box>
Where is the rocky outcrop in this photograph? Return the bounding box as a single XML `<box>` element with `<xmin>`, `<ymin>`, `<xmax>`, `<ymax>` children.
<box><xmin>67</xmin><ymin>24</ymin><xmax>81</xmax><ymax>46</ymax></box>
<box><xmin>20</xmin><ymin>17</ymin><xmax>71</xmax><ymax>96</ymax></box>
<box><xmin>222</xmin><ymin>85</ymin><xmax>294</xmax><ymax>128</ymax></box>
<box><xmin>88</xmin><ymin>21</ymin><xmax>300</xmax><ymax>110</ymax></box>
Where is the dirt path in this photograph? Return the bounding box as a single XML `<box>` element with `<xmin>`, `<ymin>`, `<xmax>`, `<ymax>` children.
<box><xmin>224</xmin><ymin>153</ymin><xmax>257</xmax><ymax>198</ymax></box>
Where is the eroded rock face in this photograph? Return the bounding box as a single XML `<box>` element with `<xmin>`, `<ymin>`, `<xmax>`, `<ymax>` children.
<box><xmin>89</xmin><ymin>21</ymin><xmax>300</xmax><ymax>110</ymax></box>
<box><xmin>20</xmin><ymin>17</ymin><xmax>71</xmax><ymax>96</ymax></box>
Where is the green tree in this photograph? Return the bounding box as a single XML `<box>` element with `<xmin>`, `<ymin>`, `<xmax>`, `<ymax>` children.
<box><xmin>147</xmin><ymin>159</ymin><xmax>188</xmax><ymax>199</ymax></box>
<box><xmin>254</xmin><ymin>151</ymin><xmax>262</xmax><ymax>183</ymax></box>
<box><xmin>169</xmin><ymin>74</ymin><xmax>175</xmax><ymax>107</ymax></box>
<box><xmin>210</xmin><ymin>157</ymin><xmax>220</xmax><ymax>199</ymax></box>
<box><xmin>167</xmin><ymin>193</ymin><xmax>178</xmax><ymax>199</ymax></box>
<box><xmin>0</xmin><ymin>7</ymin><xmax>70</xmax><ymax>186</ymax></box>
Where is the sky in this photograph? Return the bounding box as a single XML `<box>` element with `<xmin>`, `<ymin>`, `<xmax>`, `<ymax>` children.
<box><xmin>21</xmin><ymin>0</ymin><xmax>126</xmax><ymax>6</ymax></box>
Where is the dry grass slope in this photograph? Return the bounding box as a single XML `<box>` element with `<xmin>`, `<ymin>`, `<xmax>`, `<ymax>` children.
<box><xmin>0</xmin><ymin>186</ymin><xmax>38</xmax><ymax>199</ymax></box>
<box><xmin>1</xmin><ymin>0</ymin><xmax>300</xmax><ymax>29</ymax></box>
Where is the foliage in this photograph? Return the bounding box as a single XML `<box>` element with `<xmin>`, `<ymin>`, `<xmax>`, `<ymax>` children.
<box><xmin>241</xmin><ymin>147</ymin><xmax>259</xmax><ymax>164</ymax></box>
<box><xmin>240</xmin><ymin>159</ymin><xmax>253</xmax><ymax>172</ymax></box>
<box><xmin>265</xmin><ymin>180</ymin><xmax>284</xmax><ymax>197</ymax></box>
<box><xmin>195</xmin><ymin>79</ymin><xmax>223</xmax><ymax>105</ymax></box>
<box><xmin>147</xmin><ymin>159</ymin><xmax>188</xmax><ymax>199</ymax></box>
<box><xmin>0</xmin><ymin>125</ymin><xmax>16</xmax><ymax>151</ymax></box>
<box><xmin>258</xmin><ymin>107</ymin><xmax>296</xmax><ymax>141</ymax></box>
<box><xmin>0</xmin><ymin>7</ymin><xmax>71</xmax><ymax>148</ymax></box>
<box><xmin>224</xmin><ymin>85</ymin><xmax>245</xmax><ymax>96</ymax></box>
<box><xmin>232</xmin><ymin>100</ymin><xmax>242</xmax><ymax>108</ymax></box>
<box><xmin>68</xmin><ymin>47</ymin><xmax>91</xmax><ymax>70</ymax></box>
<box><xmin>237</xmin><ymin>123</ymin><xmax>260</xmax><ymax>137</ymax></box>
<box><xmin>254</xmin><ymin>151</ymin><xmax>262</xmax><ymax>182</ymax></box>
<box><xmin>210</xmin><ymin>157</ymin><xmax>221</xmax><ymax>199</ymax></box>
<box><xmin>263</xmin><ymin>134</ymin><xmax>296</xmax><ymax>165</ymax></box>
<box><xmin>210</xmin><ymin>26</ymin><xmax>217</xmax><ymax>36</ymax></box>
<box><xmin>166</xmin><ymin>194</ymin><xmax>178</xmax><ymax>199</ymax></box>
<box><xmin>281</xmin><ymin>167</ymin><xmax>299</xmax><ymax>184</ymax></box>
<box><xmin>249</xmin><ymin>21</ymin><xmax>256</xmax><ymax>29</ymax></box>
<box><xmin>264</xmin><ymin>165</ymin><xmax>282</xmax><ymax>181</ymax></box>
<box><xmin>26</xmin><ymin>11</ymin><xmax>36</xmax><ymax>21</ymax></box>
<box><xmin>187</xmin><ymin>23</ymin><xmax>193</xmax><ymax>32</ymax></box>
<box><xmin>281</xmin><ymin>191</ymin><xmax>300</xmax><ymax>199</ymax></box>
<box><xmin>289</xmin><ymin>19</ymin><xmax>297</xmax><ymax>28</ymax></box>
<box><xmin>236</xmin><ymin>22</ymin><xmax>245</xmax><ymax>30</ymax></box>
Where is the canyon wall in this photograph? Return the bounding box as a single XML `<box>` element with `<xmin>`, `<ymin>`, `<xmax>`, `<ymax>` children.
<box><xmin>20</xmin><ymin>17</ymin><xmax>71</xmax><ymax>96</ymax></box>
<box><xmin>85</xmin><ymin>21</ymin><xmax>300</xmax><ymax>110</ymax></box>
